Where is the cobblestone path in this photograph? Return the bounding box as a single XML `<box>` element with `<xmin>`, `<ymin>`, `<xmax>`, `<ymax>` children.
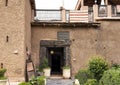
<box><xmin>46</xmin><ymin>79</ymin><xmax>73</xmax><ymax>85</ymax></box>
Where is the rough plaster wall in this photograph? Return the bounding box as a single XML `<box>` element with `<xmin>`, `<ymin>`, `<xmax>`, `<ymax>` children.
<box><xmin>97</xmin><ymin>21</ymin><xmax>120</xmax><ymax>64</ymax></box>
<box><xmin>31</xmin><ymin>26</ymin><xmax>97</xmax><ymax>75</ymax></box>
<box><xmin>25</xmin><ymin>0</ymin><xmax>32</xmax><ymax>53</ymax></box>
<box><xmin>31</xmin><ymin>21</ymin><xmax>120</xmax><ymax>75</ymax></box>
<box><xmin>0</xmin><ymin>0</ymin><xmax>27</xmax><ymax>81</ymax></box>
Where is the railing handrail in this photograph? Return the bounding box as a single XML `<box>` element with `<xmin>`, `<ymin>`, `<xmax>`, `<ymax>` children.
<box><xmin>36</xmin><ymin>9</ymin><xmax>61</xmax><ymax>11</ymax></box>
<box><xmin>98</xmin><ymin>5</ymin><xmax>108</xmax><ymax>17</ymax></box>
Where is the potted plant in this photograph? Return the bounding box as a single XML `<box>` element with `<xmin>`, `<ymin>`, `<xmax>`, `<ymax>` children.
<box><xmin>41</xmin><ymin>57</ymin><xmax>51</xmax><ymax>78</ymax></box>
<box><xmin>63</xmin><ymin>65</ymin><xmax>71</xmax><ymax>79</ymax></box>
<box><xmin>0</xmin><ymin>68</ymin><xmax>7</xmax><ymax>85</ymax></box>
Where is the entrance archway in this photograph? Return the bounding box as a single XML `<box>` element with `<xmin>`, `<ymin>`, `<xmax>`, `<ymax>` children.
<box><xmin>40</xmin><ymin>40</ymin><xmax>71</xmax><ymax>76</ymax></box>
<box><xmin>47</xmin><ymin>47</ymin><xmax>64</xmax><ymax>75</ymax></box>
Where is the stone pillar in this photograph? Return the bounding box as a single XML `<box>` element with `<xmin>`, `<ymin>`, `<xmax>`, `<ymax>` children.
<box><xmin>107</xmin><ymin>5</ymin><xmax>112</xmax><ymax>17</ymax></box>
<box><xmin>65</xmin><ymin>46</ymin><xmax>70</xmax><ymax>66</ymax></box>
<box><xmin>105</xmin><ymin>0</ymin><xmax>108</xmax><ymax>5</ymax></box>
<box><xmin>93</xmin><ymin>4</ymin><xmax>98</xmax><ymax>21</ymax></box>
<box><xmin>31</xmin><ymin>9</ymin><xmax>35</xmax><ymax>22</ymax></box>
<box><xmin>40</xmin><ymin>46</ymin><xmax>47</xmax><ymax>65</ymax></box>
<box><xmin>61</xmin><ymin>7</ymin><xmax>66</xmax><ymax>22</ymax></box>
<box><xmin>81</xmin><ymin>0</ymin><xmax>84</xmax><ymax>6</ymax></box>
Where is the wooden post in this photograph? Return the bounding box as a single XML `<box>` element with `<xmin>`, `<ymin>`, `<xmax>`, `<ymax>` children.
<box><xmin>61</xmin><ymin>7</ymin><xmax>66</xmax><ymax>22</ymax></box>
<box><xmin>107</xmin><ymin>5</ymin><xmax>112</xmax><ymax>17</ymax></box>
<box><xmin>93</xmin><ymin>4</ymin><xmax>98</xmax><ymax>21</ymax></box>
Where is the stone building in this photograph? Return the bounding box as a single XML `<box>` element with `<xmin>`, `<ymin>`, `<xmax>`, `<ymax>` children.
<box><xmin>0</xmin><ymin>0</ymin><xmax>120</xmax><ymax>81</ymax></box>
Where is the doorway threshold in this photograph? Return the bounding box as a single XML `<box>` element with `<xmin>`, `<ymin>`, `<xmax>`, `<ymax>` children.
<box><xmin>50</xmin><ymin>75</ymin><xmax>63</xmax><ymax>79</ymax></box>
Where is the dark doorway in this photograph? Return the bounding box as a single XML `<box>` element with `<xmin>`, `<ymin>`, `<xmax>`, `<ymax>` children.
<box><xmin>47</xmin><ymin>47</ymin><xmax>64</xmax><ymax>75</ymax></box>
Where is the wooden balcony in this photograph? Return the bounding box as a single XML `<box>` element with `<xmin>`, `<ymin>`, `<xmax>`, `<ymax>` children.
<box><xmin>34</xmin><ymin>9</ymin><xmax>90</xmax><ymax>23</ymax></box>
<box><xmin>93</xmin><ymin>4</ymin><xmax>120</xmax><ymax>20</ymax></box>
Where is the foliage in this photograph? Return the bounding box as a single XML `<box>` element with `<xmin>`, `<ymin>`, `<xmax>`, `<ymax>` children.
<box><xmin>63</xmin><ymin>66</ymin><xmax>70</xmax><ymax>69</ymax></box>
<box><xmin>40</xmin><ymin>57</ymin><xmax>49</xmax><ymax>71</ymax></box>
<box><xmin>37</xmin><ymin>76</ymin><xmax>45</xmax><ymax>85</ymax></box>
<box><xmin>0</xmin><ymin>68</ymin><xmax>6</xmax><ymax>77</ymax></box>
<box><xmin>0</xmin><ymin>68</ymin><xmax>7</xmax><ymax>80</ymax></box>
<box><xmin>111</xmin><ymin>63</ymin><xmax>120</xmax><ymax>69</ymax></box>
<box><xmin>19</xmin><ymin>76</ymin><xmax>45</xmax><ymax>85</ymax></box>
<box><xmin>29</xmin><ymin>77</ymin><xmax>37</xmax><ymax>85</ymax></box>
<box><xmin>18</xmin><ymin>82</ymin><xmax>31</xmax><ymax>85</ymax></box>
<box><xmin>88</xmin><ymin>56</ymin><xmax>109</xmax><ymax>80</ymax></box>
<box><xmin>99</xmin><ymin>69</ymin><xmax>120</xmax><ymax>85</ymax></box>
<box><xmin>75</xmin><ymin>69</ymin><xmax>94</xmax><ymax>85</ymax></box>
<box><xmin>84</xmin><ymin>79</ymin><xmax>98</xmax><ymax>85</ymax></box>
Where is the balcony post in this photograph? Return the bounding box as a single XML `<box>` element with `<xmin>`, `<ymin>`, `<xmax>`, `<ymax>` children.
<box><xmin>105</xmin><ymin>0</ymin><xmax>108</xmax><ymax>5</ymax></box>
<box><xmin>81</xmin><ymin>0</ymin><xmax>84</xmax><ymax>7</ymax></box>
<box><xmin>93</xmin><ymin>4</ymin><xmax>98</xmax><ymax>21</ymax></box>
<box><xmin>107</xmin><ymin>5</ymin><xmax>112</xmax><ymax>17</ymax></box>
<box><xmin>61</xmin><ymin>7</ymin><xmax>66</xmax><ymax>22</ymax></box>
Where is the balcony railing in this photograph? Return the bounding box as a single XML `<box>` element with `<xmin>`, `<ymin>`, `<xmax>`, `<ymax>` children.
<box><xmin>98</xmin><ymin>5</ymin><xmax>107</xmax><ymax>17</ymax></box>
<box><xmin>34</xmin><ymin>4</ymin><xmax>120</xmax><ymax>23</ymax></box>
<box><xmin>35</xmin><ymin>9</ymin><xmax>62</xmax><ymax>22</ymax></box>
<box><xmin>112</xmin><ymin>5</ymin><xmax>120</xmax><ymax>17</ymax></box>
<box><xmin>34</xmin><ymin>9</ymin><xmax>90</xmax><ymax>23</ymax></box>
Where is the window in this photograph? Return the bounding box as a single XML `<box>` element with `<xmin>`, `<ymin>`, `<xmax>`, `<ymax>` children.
<box><xmin>57</xmin><ymin>31</ymin><xmax>70</xmax><ymax>41</ymax></box>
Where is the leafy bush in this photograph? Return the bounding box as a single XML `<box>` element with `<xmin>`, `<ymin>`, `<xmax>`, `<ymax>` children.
<box><xmin>0</xmin><ymin>68</ymin><xmax>6</xmax><ymax>77</ymax></box>
<box><xmin>75</xmin><ymin>69</ymin><xmax>94</xmax><ymax>85</ymax></box>
<box><xmin>84</xmin><ymin>79</ymin><xmax>98</xmax><ymax>85</ymax></box>
<box><xmin>19</xmin><ymin>76</ymin><xmax>45</xmax><ymax>85</ymax></box>
<box><xmin>0</xmin><ymin>68</ymin><xmax>7</xmax><ymax>80</ymax></box>
<box><xmin>18</xmin><ymin>82</ymin><xmax>31</xmax><ymax>85</ymax></box>
<box><xmin>99</xmin><ymin>69</ymin><xmax>120</xmax><ymax>85</ymax></box>
<box><xmin>63</xmin><ymin>66</ymin><xmax>70</xmax><ymax>69</ymax></box>
<box><xmin>40</xmin><ymin>57</ymin><xmax>49</xmax><ymax>71</ymax></box>
<box><xmin>29</xmin><ymin>77</ymin><xmax>37</xmax><ymax>85</ymax></box>
<box><xmin>111</xmin><ymin>63</ymin><xmax>120</xmax><ymax>69</ymax></box>
<box><xmin>37</xmin><ymin>76</ymin><xmax>45</xmax><ymax>85</ymax></box>
<box><xmin>88</xmin><ymin>56</ymin><xmax>109</xmax><ymax>80</ymax></box>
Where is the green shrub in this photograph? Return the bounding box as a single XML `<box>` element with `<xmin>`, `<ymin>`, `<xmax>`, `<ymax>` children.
<box><xmin>84</xmin><ymin>79</ymin><xmax>98</xmax><ymax>85</ymax></box>
<box><xmin>37</xmin><ymin>76</ymin><xmax>45</xmax><ymax>85</ymax></box>
<box><xmin>111</xmin><ymin>63</ymin><xmax>120</xmax><ymax>69</ymax></box>
<box><xmin>0</xmin><ymin>68</ymin><xmax>7</xmax><ymax>80</ymax></box>
<box><xmin>75</xmin><ymin>69</ymin><xmax>94</xmax><ymax>85</ymax></box>
<box><xmin>88</xmin><ymin>56</ymin><xmax>109</xmax><ymax>80</ymax></box>
<box><xmin>40</xmin><ymin>57</ymin><xmax>49</xmax><ymax>71</ymax></box>
<box><xmin>63</xmin><ymin>66</ymin><xmax>70</xmax><ymax>69</ymax></box>
<box><xmin>18</xmin><ymin>82</ymin><xmax>31</xmax><ymax>85</ymax></box>
<box><xmin>19</xmin><ymin>76</ymin><xmax>45</xmax><ymax>85</ymax></box>
<box><xmin>0</xmin><ymin>68</ymin><xmax>6</xmax><ymax>77</ymax></box>
<box><xmin>29</xmin><ymin>77</ymin><xmax>37</xmax><ymax>85</ymax></box>
<box><xmin>99</xmin><ymin>69</ymin><xmax>120</xmax><ymax>85</ymax></box>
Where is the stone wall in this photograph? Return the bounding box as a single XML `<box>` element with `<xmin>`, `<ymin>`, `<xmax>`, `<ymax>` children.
<box><xmin>31</xmin><ymin>21</ymin><xmax>120</xmax><ymax>75</ymax></box>
<box><xmin>97</xmin><ymin>20</ymin><xmax>120</xmax><ymax>64</ymax></box>
<box><xmin>0</xmin><ymin>0</ymin><xmax>33</xmax><ymax>81</ymax></box>
<box><xmin>31</xmin><ymin>23</ymin><xmax>99</xmax><ymax>75</ymax></box>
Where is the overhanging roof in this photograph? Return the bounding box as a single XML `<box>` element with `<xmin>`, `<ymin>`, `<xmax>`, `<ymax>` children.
<box><xmin>76</xmin><ymin>0</ymin><xmax>120</xmax><ymax>10</ymax></box>
<box><xmin>30</xmin><ymin>0</ymin><xmax>35</xmax><ymax>9</ymax></box>
<box><xmin>108</xmin><ymin>0</ymin><xmax>120</xmax><ymax>5</ymax></box>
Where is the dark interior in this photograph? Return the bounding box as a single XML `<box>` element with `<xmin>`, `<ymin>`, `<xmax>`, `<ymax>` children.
<box><xmin>47</xmin><ymin>47</ymin><xmax>64</xmax><ymax>75</ymax></box>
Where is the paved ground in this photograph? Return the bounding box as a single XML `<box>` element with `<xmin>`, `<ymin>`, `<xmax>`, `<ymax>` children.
<box><xmin>6</xmin><ymin>82</ymin><xmax>20</xmax><ymax>85</ymax></box>
<box><xmin>5</xmin><ymin>78</ymin><xmax>73</xmax><ymax>85</ymax></box>
<box><xmin>46</xmin><ymin>79</ymin><xmax>73</xmax><ymax>85</ymax></box>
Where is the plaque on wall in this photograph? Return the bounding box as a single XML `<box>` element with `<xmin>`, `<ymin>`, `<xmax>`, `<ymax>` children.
<box><xmin>57</xmin><ymin>31</ymin><xmax>70</xmax><ymax>41</ymax></box>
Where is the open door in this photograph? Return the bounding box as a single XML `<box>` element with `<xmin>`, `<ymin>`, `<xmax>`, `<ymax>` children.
<box><xmin>47</xmin><ymin>47</ymin><xmax>64</xmax><ymax>75</ymax></box>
